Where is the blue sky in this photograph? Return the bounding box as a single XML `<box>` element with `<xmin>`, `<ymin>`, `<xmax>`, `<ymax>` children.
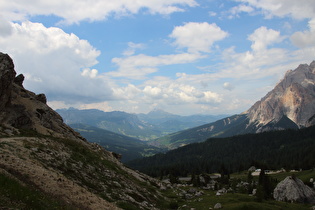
<box><xmin>0</xmin><ymin>0</ymin><xmax>315</xmax><ymax>115</ymax></box>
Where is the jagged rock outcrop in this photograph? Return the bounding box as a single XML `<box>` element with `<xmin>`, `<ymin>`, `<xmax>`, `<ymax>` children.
<box><xmin>247</xmin><ymin>61</ymin><xmax>315</xmax><ymax>131</ymax></box>
<box><xmin>0</xmin><ymin>53</ymin><xmax>168</xmax><ymax>209</ymax></box>
<box><xmin>0</xmin><ymin>53</ymin><xmax>15</xmax><ymax>111</ymax></box>
<box><xmin>0</xmin><ymin>52</ymin><xmax>84</xmax><ymax>141</ymax></box>
<box><xmin>273</xmin><ymin>176</ymin><xmax>315</xmax><ymax>204</ymax></box>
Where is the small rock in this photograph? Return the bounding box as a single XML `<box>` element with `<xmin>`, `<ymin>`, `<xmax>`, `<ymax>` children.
<box><xmin>113</xmin><ymin>181</ymin><xmax>121</xmax><ymax>188</ymax></box>
<box><xmin>4</xmin><ymin>129</ymin><xmax>13</xmax><ymax>135</ymax></box>
<box><xmin>195</xmin><ymin>191</ymin><xmax>204</xmax><ymax>196</ymax></box>
<box><xmin>36</xmin><ymin>93</ymin><xmax>47</xmax><ymax>104</ymax></box>
<box><xmin>14</xmin><ymin>74</ymin><xmax>24</xmax><ymax>87</ymax></box>
<box><xmin>188</xmin><ymin>188</ymin><xmax>197</xmax><ymax>194</ymax></box>
<box><xmin>160</xmin><ymin>185</ymin><xmax>167</xmax><ymax>190</ymax></box>
<box><xmin>214</xmin><ymin>203</ymin><xmax>222</xmax><ymax>209</ymax></box>
<box><xmin>185</xmin><ymin>193</ymin><xmax>193</xmax><ymax>199</ymax></box>
<box><xmin>31</xmin><ymin>147</ymin><xmax>38</xmax><ymax>152</ymax></box>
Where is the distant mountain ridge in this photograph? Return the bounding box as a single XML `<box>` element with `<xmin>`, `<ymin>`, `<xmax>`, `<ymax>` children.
<box><xmin>151</xmin><ymin>61</ymin><xmax>315</xmax><ymax>149</ymax></box>
<box><xmin>137</xmin><ymin>108</ymin><xmax>227</xmax><ymax>134</ymax></box>
<box><xmin>57</xmin><ymin>108</ymin><xmax>161</xmax><ymax>140</ymax></box>
<box><xmin>57</xmin><ymin>108</ymin><xmax>227</xmax><ymax>141</ymax></box>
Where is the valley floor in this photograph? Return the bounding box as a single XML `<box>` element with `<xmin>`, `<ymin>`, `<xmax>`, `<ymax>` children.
<box><xmin>160</xmin><ymin>170</ymin><xmax>315</xmax><ymax>210</ymax></box>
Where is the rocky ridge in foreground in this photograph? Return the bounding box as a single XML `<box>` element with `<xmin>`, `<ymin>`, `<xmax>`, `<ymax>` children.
<box><xmin>0</xmin><ymin>52</ymin><xmax>167</xmax><ymax>209</ymax></box>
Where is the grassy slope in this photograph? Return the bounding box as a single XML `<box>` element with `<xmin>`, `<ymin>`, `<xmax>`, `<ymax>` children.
<box><xmin>0</xmin><ymin>130</ymin><xmax>169</xmax><ymax>209</ymax></box>
<box><xmin>0</xmin><ymin>173</ymin><xmax>73</xmax><ymax>209</ymax></box>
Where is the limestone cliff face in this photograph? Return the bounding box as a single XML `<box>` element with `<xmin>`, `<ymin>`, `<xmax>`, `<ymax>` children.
<box><xmin>247</xmin><ymin>61</ymin><xmax>315</xmax><ymax>130</ymax></box>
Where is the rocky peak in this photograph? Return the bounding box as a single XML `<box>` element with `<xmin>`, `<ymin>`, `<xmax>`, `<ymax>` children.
<box><xmin>0</xmin><ymin>53</ymin><xmax>15</xmax><ymax>111</ymax></box>
<box><xmin>0</xmin><ymin>52</ymin><xmax>84</xmax><ymax>140</ymax></box>
<box><xmin>247</xmin><ymin>61</ymin><xmax>315</xmax><ymax>130</ymax></box>
<box><xmin>273</xmin><ymin>176</ymin><xmax>315</xmax><ymax>204</ymax></box>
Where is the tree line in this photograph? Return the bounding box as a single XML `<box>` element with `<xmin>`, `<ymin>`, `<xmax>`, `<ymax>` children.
<box><xmin>127</xmin><ymin>125</ymin><xmax>315</xmax><ymax>177</ymax></box>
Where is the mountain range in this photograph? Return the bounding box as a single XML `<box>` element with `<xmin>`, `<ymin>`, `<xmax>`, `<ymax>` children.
<box><xmin>150</xmin><ymin>61</ymin><xmax>315</xmax><ymax>149</ymax></box>
<box><xmin>56</xmin><ymin>107</ymin><xmax>227</xmax><ymax>141</ymax></box>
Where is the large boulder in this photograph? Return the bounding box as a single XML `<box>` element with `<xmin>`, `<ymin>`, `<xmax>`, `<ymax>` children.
<box><xmin>273</xmin><ymin>176</ymin><xmax>315</xmax><ymax>204</ymax></box>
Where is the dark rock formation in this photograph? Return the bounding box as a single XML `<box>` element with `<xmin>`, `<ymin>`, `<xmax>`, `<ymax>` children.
<box><xmin>0</xmin><ymin>53</ymin><xmax>15</xmax><ymax>111</ymax></box>
<box><xmin>273</xmin><ymin>176</ymin><xmax>315</xmax><ymax>204</ymax></box>
<box><xmin>0</xmin><ymin>52</ymin><xmax>84</xmax><ymax>141</ymax></box>
<box><xmin>14</xmin><ymin>74</ymin><xmax>24</xmax><ymax>87</ymax></box>
<box><xmin>35</xmin><ymin>93</ymin><xmax>47</xmax><ymax>104</ymax></box>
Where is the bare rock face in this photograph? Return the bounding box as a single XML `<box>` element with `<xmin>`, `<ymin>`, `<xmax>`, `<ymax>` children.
<box><xmin>0</xmin><ymin>53</ymin><xmax>15</xmax><ymax>111</ymax></box>
<box><xmin>247</xmin><ymin>61</ymin><xmax>315</xmax><ymax>131</ymax></box>
<box><xmin>273</xmin><ymin>176</ymin><xmax>315</xmax><ymax>204</ymax></box>
<box><xmin>0</xmin><ymin>52</ymin><xmax>84</xmax><ymax>141</ymax></box>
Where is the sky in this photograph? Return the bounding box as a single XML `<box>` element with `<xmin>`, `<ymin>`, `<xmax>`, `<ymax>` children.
<box><xmin>0</xmin><ymin>0</ymin><xmax>315</xmax><ymax>115</ymax></box>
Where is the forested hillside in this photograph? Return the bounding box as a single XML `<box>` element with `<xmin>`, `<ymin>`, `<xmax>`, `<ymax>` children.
<box><xmin>128</xmin><ymin>126</ymin><xmax>315</xmax><ymax>177</ymax></box>
<box><xmin>71</xmin><ymin>123</ymin><xmax>164</xmax><ymax>162</ymax></box>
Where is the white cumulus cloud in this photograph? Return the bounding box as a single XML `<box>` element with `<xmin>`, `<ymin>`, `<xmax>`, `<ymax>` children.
<box><xmin>122</xmin><ymin>42</ymin><xmax>146</xmax><ymax>56</ymax></box>
<box><xmin>228</xmin><ymin>4</ymin><xmax>254</xmax><ymax>18</ymax></box>
<box><xmin>248</xmin><ymin>26</ymin><xmax>284</xmax><ymax>52</ymax></box>
<box><xmin>170</xmin><ymin>22</ymin><xmax>229</xmax><ymax>53</ymax></box>
<box><xmin>291</xmin><ymin>19</ymin><xmax>315</xmax><ymax>48</ymax></box>
<box><xmin>0</xmin><ymin>21</ymin><xmax>113</xmax><ymax>103</ymax></box>
<box><xmin>109</xmin><ymin>53</ymin><xmax>205</xmax><ymax>79</ymax></box>
<box><xmin>0</xmin><ymin>16</ymin><xmax>13</xmax><ymax>37</ymax></box>
<box><xmin>223</xmin><ymin>82</ymin><xmax>234</xmax><ymax>91</ymax></box>
<box><xmin>81</xmin><ymin>68</ymin><xmax>98</xmax><ymax>78</ymax></box>
<box><xmin>235</xmin><ymin>0</ymin><xmax>315</xmax><ymax>20</ymax></box>
<box><xmin>0</xmin><ymin>0</ymin><xmax>198</xmax><ymax>24</ymax></box>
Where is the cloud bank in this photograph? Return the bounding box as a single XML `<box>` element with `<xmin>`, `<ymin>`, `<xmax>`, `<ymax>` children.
<box><xmin>0</xmin><ymin>20</ymin><xmax>113</xmax><ymax>104</ymax></box>
<box><xmin>0</xmin><ymin>0</ymin><xmax>198</xmax><ymax>24</ymax></box>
